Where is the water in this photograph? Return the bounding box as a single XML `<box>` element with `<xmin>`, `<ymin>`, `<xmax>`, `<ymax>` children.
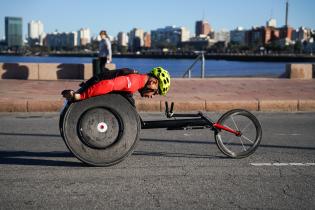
<box><xmin>0</xmin><ymin>55</ymin><xmax>288</xmax><ymax>77</ymax></box>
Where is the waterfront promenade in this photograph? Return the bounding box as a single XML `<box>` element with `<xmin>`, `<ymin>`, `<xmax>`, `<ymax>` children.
<box><xmin>0</xmin><ymin>78</ymin><xmax>315</xmax><ymax>112</ymax></box>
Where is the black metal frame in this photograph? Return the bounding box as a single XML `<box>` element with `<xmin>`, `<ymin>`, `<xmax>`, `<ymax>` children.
<box><xmin>141</xmin><ymin>102</ymin><xmax>217</xmax><ymax>131</ymax></box>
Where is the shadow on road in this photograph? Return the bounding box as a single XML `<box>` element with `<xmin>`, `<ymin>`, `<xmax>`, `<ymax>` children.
<box><xmin>0</xmin><ymin>132</ymin><xmax>314</xmax><ymax>151</ymax></box>
<box><xmin>133</xmin><ymin>150</ymin><xmax>227</xmax><ymax>159</ymax></box>
<box><xmin>140</xmin><ymin>138</ymin><xmax>315</xmax><ymax>151</ymax></box>
<box><xmin>0</xmin><ymin>133</ymin><xmax>314</xmax><ymax>167</ymax></box>
<box><xmin>0</xmin><ymin>151</ymin><xmax>84</xmax><ymax>167</ymax></box>
<box><xmin>0</xmin><ymin>132</ymin><xmax>60</xmax><ymax>138</ymax></box>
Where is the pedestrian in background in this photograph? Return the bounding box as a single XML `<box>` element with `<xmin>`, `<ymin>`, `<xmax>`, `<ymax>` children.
<box><xmin>98</xmin><ymin>30</ymin><xmax>112</xmax><ymax>71</ymax></box>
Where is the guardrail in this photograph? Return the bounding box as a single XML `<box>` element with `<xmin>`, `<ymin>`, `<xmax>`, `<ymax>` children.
<box><xmin>182</xmin><ymin>52</ymin><xmax>205</xmax><ymax>78</ymax></box>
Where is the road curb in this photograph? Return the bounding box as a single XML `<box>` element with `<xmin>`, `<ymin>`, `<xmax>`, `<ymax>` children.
<box><xmin>1</xmin><ymin>99</ymin><xmax>315</xmax><ymax>112</ymax></box>
<box><xmin>0</xmin><ymin>100</ymin><xmax>27</xmax><ymax>112</ymax></box>
<box><xmin>27</xmin><ymin>100</ymin><xmax>64</xmax><ymax>112</ymax></box>
<box><xmin>259</xmin><ymin>99</ymin><xmax>298</xmax><ymax>112</ymax></box>
<box><xmin>206</xmin><ymin>100</ymin><xmax>258</xmax><ymax>112</ymax></box>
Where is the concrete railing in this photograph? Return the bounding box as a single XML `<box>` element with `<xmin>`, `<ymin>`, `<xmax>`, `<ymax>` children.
<box><xmin>0</xmin><ymin>62</ymin><xmax>314</xmax><ymax>80</ymax></box>
<box><xmin>285</xmin><ymin>64</ymin><xmax>315</xmax><ymax>79</ymax></box>
<box><xmin>0</xmin><ymin>63</ymin><xmax>116</xmax><ymax>80</ymax></box>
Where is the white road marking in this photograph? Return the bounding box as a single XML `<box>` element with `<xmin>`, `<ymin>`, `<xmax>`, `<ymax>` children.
<box><xmin>251</xmin><ymin>163</ymin><xmax>315</xmax><ymax>166</ymax></box>
<box><xmin>274</xmin><ymin>133</ymin><xmax>302</xmax><ymax>136</ymax></box>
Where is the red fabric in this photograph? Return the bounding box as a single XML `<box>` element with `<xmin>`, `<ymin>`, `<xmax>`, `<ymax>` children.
<box><xmin>80</xmin><ymin>74</ymin><xmax>148</xmax><ymax>100</ymax></box>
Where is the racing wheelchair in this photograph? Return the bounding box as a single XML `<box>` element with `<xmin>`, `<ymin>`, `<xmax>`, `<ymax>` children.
<box><xmin>60</xmin><ymin>94</ymin><xmax>262</xmax><ymax>166</ymax></box>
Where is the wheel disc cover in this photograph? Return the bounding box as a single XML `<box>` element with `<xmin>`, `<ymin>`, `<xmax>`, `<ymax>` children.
<box><xmin>78</xmin><ymin>108</ymin><xmax>121</xmax><ymax>149</ymax></box>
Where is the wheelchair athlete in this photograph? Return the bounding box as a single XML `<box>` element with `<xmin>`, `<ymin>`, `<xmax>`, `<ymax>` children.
<box><xmin>62</xmin><ymin>67</ymin><xmax>171</xmax><ymax>102</ymax></box>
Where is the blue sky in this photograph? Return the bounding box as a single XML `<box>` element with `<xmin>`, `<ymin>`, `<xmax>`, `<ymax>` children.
<box><xmin>0</xmin><ymin>0</ymin><xmax>314</xmax><ymax>39</ymax></box>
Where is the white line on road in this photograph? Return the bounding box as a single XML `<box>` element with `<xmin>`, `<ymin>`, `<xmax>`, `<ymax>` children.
<box><xmin>251</xmin><ymin>163</ymin><xmax>315</xmax><ymax>166</ymax></box>
<box><xmin>274</xmin><ymin>133</ymin><xmax>302</xmax><ymax>136</ymax></box>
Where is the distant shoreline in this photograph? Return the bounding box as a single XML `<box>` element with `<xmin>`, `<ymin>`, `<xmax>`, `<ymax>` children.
<box><xmin>1</xmin><ymin>52</ymin><xmax>315</xmax><ymax>62</ymax></box>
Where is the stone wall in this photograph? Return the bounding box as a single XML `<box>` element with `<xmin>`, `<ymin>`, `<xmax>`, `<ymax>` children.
<box><xmin>0</xmin><ymin>63</ymin><xmax>116</xmax><ymax>80</ymax></box>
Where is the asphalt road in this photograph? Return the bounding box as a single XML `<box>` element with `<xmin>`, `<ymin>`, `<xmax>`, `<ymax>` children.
<box><xmin>0</xmin><ymin>112</ymin><xmax>314</xmax><ymax>209</ymax></box>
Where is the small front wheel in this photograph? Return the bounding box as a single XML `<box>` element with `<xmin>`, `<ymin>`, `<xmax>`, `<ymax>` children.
<box><xmin>214</xmin><ymin>109</ymin><xmax>262</xmax><ymax>158</ymax></box>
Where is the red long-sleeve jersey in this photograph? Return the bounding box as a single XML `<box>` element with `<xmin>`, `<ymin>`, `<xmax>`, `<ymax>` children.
<box><xmin>79</xmin><ymin>74</ymin><xmax>148</xmax><ymax>100</ymax></box>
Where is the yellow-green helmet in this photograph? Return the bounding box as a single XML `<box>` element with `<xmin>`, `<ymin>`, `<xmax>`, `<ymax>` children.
<box><xmin>150</xmin><ymin>67</ymin><xmax>171</xmax><ymax>96</ymax></box>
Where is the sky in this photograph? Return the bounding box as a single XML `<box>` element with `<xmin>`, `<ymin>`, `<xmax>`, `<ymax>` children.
<box><xmin>0</xmin><ymin>0</ymin><xmax>314</xmax><ymax>39</ymax></box>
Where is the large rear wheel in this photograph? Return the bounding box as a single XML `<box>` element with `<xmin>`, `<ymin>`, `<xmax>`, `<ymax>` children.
<box><xmin>61</xmin><ymin>94</ymin><xmax>140</xmax><ymax>166</ymax></box>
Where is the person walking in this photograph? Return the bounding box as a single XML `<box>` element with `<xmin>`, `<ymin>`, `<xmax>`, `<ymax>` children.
<box><xmin>98</xmin><ymin>30</ymin><xmax>112</xmax><ymax>71</ymax></box>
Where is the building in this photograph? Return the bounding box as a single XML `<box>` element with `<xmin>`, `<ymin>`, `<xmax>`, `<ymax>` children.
<box><xmin>230</xmin><ymin>27</ymin><xmax>246</xmax><ymax>45</ymax></box>
<box><xmin>39</xmin><ymin>33</ymin><xmax>46</xmax><ymax>46</ymax></box>
<box><xmin>266</xmin><ymin>18</ymin><xmax>277</xmax><ymax>28</ymax></box>
<box><xmin>143</xmin><ymin>32</ymin><xmax>151</xmax><ymax>48</ymax></box>
<box><xmin>117</xmin><ymin>32</ymin><xmax>128</xmax><ymax>47</ymax></box>
<box><xmin>128</xmin><ymin>28</ymin><xmax>144</xmax><ymax>51</ymax></box>
<box><xmin>5</xmin><ymin>16</ymin><xmax>23</xmax><ymax>48</ymax></box>
<box><xmin>28</xmin><ymin>20</ymin><xmax>44</xmax><ymax>46</ymax></box>
<box><xmin>214</xmin><ymin>30</ymin><xmax>230</xmax><ymax>43</ymax></box>
<box><xmin>264</xmin><ymin>27</ymin><xmax>280</xmax><ymax>44</ymax></box>
<box><xmin>181</xmin><ymin>35</ymin><xmax>216</xmax><ymax>51</ymax></box>
<box><xmin>246</xmin><ymin>27</ymin><xmax>263</xmax><ymax>46</ymax></box>
<box><xmin>181</xmin><ymin>27</ymin><xmax>190</xmax><ymax>42</ymax></box>
<box><xmin>78</xmin><ymin>28</ymin><xmax>91</xmax><ymax>46</ymax></box>
<box><xmin>292</xmin><ymin>27</ymin><xmax>312</xmax><ymax>42</ymax></box>
<box><xmin>151</xmin><ymin>26</ymin><xmax>190</xmax><ymax>49</ymax></box>
<box><xmin>279</xmin><ymin>26</ymin><xmax>293</xmax><ymax>41</ymax></box>
<box><xmin>28</xmin><ymin>20</ymin><xmax>44</xmax><ymax>39</ymax></box>
<box><xmin>277</xmin><ymin>0</ymin><xmax>293</xmax><ymax>45</ymax></box>
<box><xmin>195</xmin><ymin>20</ymin><xmax>211</xmax><ymax>36</ymax></box>
<box><xmin>45</xmin><ymin>31</ymin><xmax>77</xmax><ymax>50</ymax></box>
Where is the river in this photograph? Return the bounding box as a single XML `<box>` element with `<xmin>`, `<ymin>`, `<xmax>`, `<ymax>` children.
<box><xmin>0</xmin><ymin>55</ymin><xmax>289</xmax><ymax>77</ymax></box>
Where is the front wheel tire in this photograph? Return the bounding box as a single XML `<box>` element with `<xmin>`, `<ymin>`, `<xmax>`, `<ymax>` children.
<box><xmin>214</xmin><ymin>109</ymin><xmax>262</xmax><ymax>158</ymax></box>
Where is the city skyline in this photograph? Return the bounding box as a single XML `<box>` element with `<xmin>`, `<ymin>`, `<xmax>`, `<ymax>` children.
<box><xmin>0</xmin><ymin>0</ymin><xmax>315</xmax><ymax>39</ymax></box>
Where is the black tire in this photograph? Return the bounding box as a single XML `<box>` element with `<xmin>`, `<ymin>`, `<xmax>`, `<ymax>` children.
<box><xmin>214</xmin><ymin>109</ymin><xmax>262</xmax><ymax>158</ymax></box>
<box><xmin>61</xmin><ymin>94</ymin><xmax>140</xmax><ymax>166</ymax></box>
<box><xmin>59</xmin><ymin>100</ymin><xmax>70</xmax><ymax>140</ymax></box>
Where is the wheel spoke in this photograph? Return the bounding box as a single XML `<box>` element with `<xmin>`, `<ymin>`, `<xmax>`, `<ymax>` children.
<box><xmin>231</xmin><ymin>116</ymin><xmax>240</xmax><ymax>131</ymax></box>
<box><xmin>241</xmin><ymin>122</ymin><xmax>252</xmax><ymax>133</ymax></box>
<box><xmin>241</xmin><ymin>135</ymin><xmax>254</xmax><ymax>143</ymax></box>
<box><xmin>239</xmin><ymin>137</ymin><xmax>246</xmax><ymax>151</ymax></box>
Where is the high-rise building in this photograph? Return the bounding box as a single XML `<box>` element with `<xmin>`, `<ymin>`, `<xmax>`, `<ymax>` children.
<box><xmin>78</xmin><ymin>28</ymin><xmax>91</xmax><ymax>46</ymax></box>
<box><xmin>195</xmin><ymin>20</ymin><xmax>211</xmax><ymax>37</ymax></box>
<box><xmin>117</xmin><ymin>32</ymin><xmax>128</xmax><ymax>47</ymax></box>
<box><xmin>5</xmin><ymin>16</ymin><xmax>23</xmax><ymax>48</ymax></box>
<box><xmin>28</xmin><ymin>20</ymin><xmax>44</xmax><ymax>39</ymax></box>
<box><xmin>128</xmin><ymin>28</ymin><xmax>144</xmax><ymax>51</ymax></box>
<box><xmin>28</xmin><ymin>20</ymin><xmax>44</xmax><ymax>46</ymax></box>
<box><xmin>151</xmin><ymin>26</ymin><xmax>190</xmax><ymax>49</ymax></box>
